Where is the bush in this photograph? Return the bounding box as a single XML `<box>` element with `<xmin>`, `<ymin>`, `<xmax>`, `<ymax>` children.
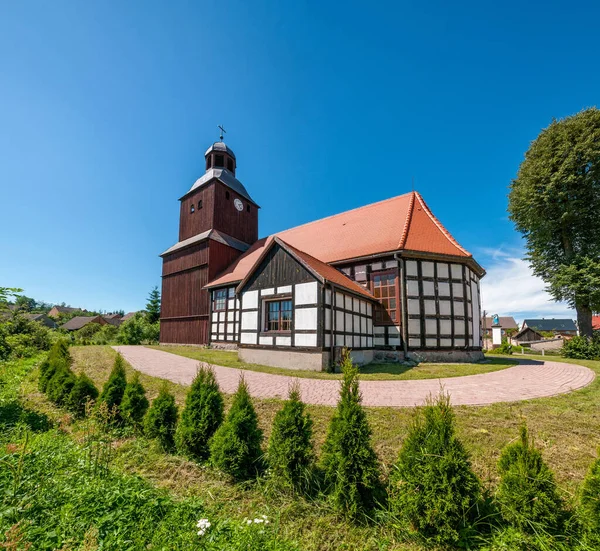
<box><xmin>91</xmin><ymin>324</ymin><xmax>119</xmax><ymax>345</ymax></box>
<box><xmin>46</xmin><ymin>362</ymin><xmax>77</xmax><ymax>406</ymax></box>
<box><xmin>580</xmin><ymin>451</ymin><xmax>600</xmax><ymax>535</ymax></box>
<box><xmin>563</xmin><ymin>335</ymin><xmax>600</xmax><ymax>360</ymax></box>
<box><xmin>320</xmin><ymin>350</ymin><xmax>381</xmax><ymax>519</ymax></box>
<box><xmin>67</xmin><ymin>373</ymin><xmax>99</xmax><ymax>418</ymax></box>
<box><xmin>210</xmin><ymin>377</ymin><xmax>263</xmax><ymax>480</ymax></box>
<box><xmin>267</xmin><ymin>383</ymin><xmax>314</xmax><ymax>493</ymax></box>
<box><xmin>487</xmin><ymin>341</ymin><xmax>513</xmax><ymax>355</ymax></box>
<box><xmin>121</xmin><ymin>372</ymin><xmax>149</xmax><ymax>429</ymax></box>
<box><xmin>389</xmin><ymin>392</ymin><xmax>481</xmax><ymax>545</ymax></box>
<box><xmin>117</xmin><ymin>313</ymin><xmax>159</xmax><ymax>345</ymax></box>
<box><xmin>39</xmin><ymin>341</ymin><xmax>71</xmax><ymax>392</ymax></box>
<box><xmin>175</xmin><ymin>365</ymin><xmax>224</xmax><ymax>461</ymax></box>
<box><xmin>99</xmin><ymin>353</ymin><xmax>127</xmax><ymax>417</ymax></box>
<box><xmin>496</xmin><ymin>426</ymin><xmax>565</xmax><ymax>533</ymax></box>
<box><xmin>144</xmin><ymin>384</ymin><xmax>178</xmax><ymax>451</ymax></box>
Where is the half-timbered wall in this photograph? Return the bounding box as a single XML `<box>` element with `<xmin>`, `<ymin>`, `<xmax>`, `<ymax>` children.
<box><xmin>404</xmin><ymin>259</ymin><xmax>482</xmax><ymax>349</ymax></box>
<box><xmin>210</xmin><ymin>286</ymin><xmax>240</xmax><ymax>342</ymax></box>
<box><xmin>323</xmin><ymin>288</ymin><xmax>373</xmax><ymax>349</ymax></box>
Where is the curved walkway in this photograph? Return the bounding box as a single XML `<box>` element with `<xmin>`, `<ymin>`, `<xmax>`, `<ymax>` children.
<box><xmin>113</xmin><ymin>346</ymin><xmax>595</xmax><ymax>407</ymax></box>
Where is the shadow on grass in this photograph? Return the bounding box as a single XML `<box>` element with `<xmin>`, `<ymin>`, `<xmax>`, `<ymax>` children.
<box><xmin>0</xmin><ymin>400</ymin><xmax>52</xmax><ymax>433</ymax></box>
<box><xmin>359</xmin><ymin>363</ymin><xmax>417</xmax><ymax>377</ymax></box>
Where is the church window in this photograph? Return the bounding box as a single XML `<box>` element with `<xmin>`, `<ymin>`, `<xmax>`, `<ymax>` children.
<box><xmin>372</xmin><ymin>271</ymin><xmax>397</xmax><ymax>323</ymax></box>
<box><xmin>227</xmin><ymin>158</ymin><xmax>234</xmax><ymax>172</ymax></box>
<box><xmin>215</xmin><ymin>154</ymin><xmax>224</xmax><ymax>167</ymax></box>
<box><xmin>213</xmin><ymin>289</ymin><xmax>227</xmax><ymax>311</ymax></box>
<box><xmin>225</xmin><ymin>190</ymin><xmax>230</xmax><ymax>200</ymax></box>
<box><xmin>190</xmin><ymin>204</ymin><xmax>195</xmax><ymax>213</ymax></box>
<box><xmin>265</xmin><ymin>299</ymin><xmax>292</xmax><ymax>332</ymax></box>
<box><xmin>198</xmin><ymin>200</ymin><xmax>203</xmax><ymax>209</ymax></box>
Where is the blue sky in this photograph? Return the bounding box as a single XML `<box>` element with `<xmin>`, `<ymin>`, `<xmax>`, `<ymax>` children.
<box><xmin>1</xmin><ymin>0</ymin><xmax>598</xmax><ymax>320</ymax></box>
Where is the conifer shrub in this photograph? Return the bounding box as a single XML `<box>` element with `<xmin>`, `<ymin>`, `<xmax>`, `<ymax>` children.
<box><xmin>99</xmin><ymin>353</ymin><xmax>127</xmax><ymax>418</ymax></box>
<box><xmin>39</xmin><ymin>340</ymin><xmax>71</xmax><ymax>392</ymax></box>
<box><xmin>210</xmin><ymin>377</ymin><xmax>263</xmax><ymax>480</ymax></box>
<box><xmin>579</xmin><ymin>451</ymin><xmax>600</xmax><ymax>535</ymax></box>
<box><xmin>66</xmin><ymin>373</ymin><xmax>99</xmax><ymax>418</ymax></box>
<box><xmin>389</xmin><ymin>392</ymin><xmax>481</xmax><ymax>546</ymax></box>
<box><xmin>144</xmin><ymin>384</ymin><xmax>178</xmax><ymax>451</ymax></box>
<box><xmin>320</xmin><ymin>350</ymin><xmax>381</xmax><ymax>519</ymax></box>
<box><xmin>496</xmin><ymin>426</ymin><xmax>565</xmax><ymax>533</ymax></box>
<box><xmin>175</xmin><ymin>365</ymin><xmax>224</xmax><ymax>461</ymax></box>
<box><xmin>46</xmin><ymin>361</ymin><xmax>77</xmax><ymax>406</ymax></box>
<box><xmin>121</xmin><ymin>372</ymin><xmax>149</xmax><ymax>430</ymax></box>
<box><xmin>267</xmin><ymin>383</ymin><xmax>314</xmax><ymax>494</ymax></box>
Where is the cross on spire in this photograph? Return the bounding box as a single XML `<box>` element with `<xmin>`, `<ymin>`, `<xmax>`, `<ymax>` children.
<box><xmin>218</xmin><ymin>124</ymin><xmax>226</xmax><ymax>141</ymax></box>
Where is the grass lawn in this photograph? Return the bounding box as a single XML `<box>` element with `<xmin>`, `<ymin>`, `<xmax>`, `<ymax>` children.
<box><xmin>8</xmin><ymin>346</ymin><xmax>600</xmax><ymax>550</ymax></box>
<box><xmin>147</xmin><ymin>344</ymin><xmax>519</xmax><ymax>380</ymax></box>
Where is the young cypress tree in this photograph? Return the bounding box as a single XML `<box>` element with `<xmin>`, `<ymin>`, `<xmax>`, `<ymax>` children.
<box><xmin>66</xmin><ymin>373</ymin><xmax>99</xmax><ymax>418</ymax></box>
<box><xmin>389</xmin><ymin>392</ymin><xmax>481</xmax><ymax>545</ymax></box>
<box><xmin>579</xmin><ymin>451</ymin><xmax>600</xmax><ymax>535</ymax></box>
<box><xmin>144</xmin><ymin>383</ymin><xmax>178</xmax><ymax>451</ymax></box>
<box><xmin>39</xmin><ymin>340</ymin><xmax>71</xmax><ymax>392</ymax></box>
<box><xmin>496</xmin><ymin>426</ymin><xmax>565</xmax><ymax>533</ymax></box>
<box><xmin>46</xmin><ymin>360</ymin><xmax>77</xmax><ymax>406</ymax></box>
<box><xmin>210</xmin><ymin>377</ymin><xmax>263</xmax><ymax>480</ymax></box>
<box><xmin>175</xmin><ymin>365</ymin><xmax>224</xmax><ymax>461</ymax></box>
<box><xmin>267</xmin><ymin>382</ymin><xmax>314</xmax><ymax>493</ymax></box>
<box><xmin>320</xmin><ymin>351</ymin><xmax>381</xmax><ymax>519</ymax></box>
<box><xmin>121</xmin><ymin>372</ymin><xmax>149</xmax><ymax>430</ymax></box>
<box><xmin>99</xmin><ymin>353</ymin><xmax>127</xmax><ymax>418</ymax></box>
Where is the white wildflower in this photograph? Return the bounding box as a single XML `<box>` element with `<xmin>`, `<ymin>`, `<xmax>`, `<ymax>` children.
<box><xmin>253</xmin><ymin>518</ymin><xmax>264</xmax><ymax>524</ymax></box>
<box><xmin>196</xmin><ymin>518</ymin><xmax>211</xmax><ymax>536</ymax></box>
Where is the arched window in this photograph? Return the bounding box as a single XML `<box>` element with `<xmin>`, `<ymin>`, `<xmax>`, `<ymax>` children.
<box><xmin>198</xmin><ymin>200</ymin><xmax>203</xmax><ymax>209</ymax></box>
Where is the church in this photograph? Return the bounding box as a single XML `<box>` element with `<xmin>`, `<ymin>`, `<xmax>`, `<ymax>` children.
<box><xmin>160</xmin><ymin>137</ymin><xmax>486</xmax><ymax>370</ymax></box>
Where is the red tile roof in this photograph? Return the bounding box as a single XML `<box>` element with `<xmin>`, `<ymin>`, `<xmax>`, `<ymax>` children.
<box><xmin>593</xmin><ymin>316</ymin><xmax>600</xmax><ymax>331</ymax></box>
<box><xmin>207</xmin><ymin>191</ymin><xmax>475</xmax><ymax>288</ymax></box>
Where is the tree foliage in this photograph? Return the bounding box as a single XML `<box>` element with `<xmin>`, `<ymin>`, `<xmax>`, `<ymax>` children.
<box><xmin>144</xmin><ymin>384</ymin><xmax>178</xmax><ymax>451</ymax></box>
<box><xmin>99</xmin><ymin>353</ymin><xmax>127</xmax><ymax>417</ymax></box>
<box><xmin>267</xmin><ymin>383</ymin><xmax>315</xmax><ymax>493</ymax></box>
<box><xmin>389</xmin><ymin>392</ymin><xmax>481</xmax><ymax>545</ymax></box>
<box><xmin>580</xmin><ymin>451</ymin><xmax>600</xmax><ymax>535</ymax></box>
<box><xmin>121</xmin><ymin>372</ymin><xmax>149</xmax><ymax>429</ymax></box>
<box><xmin>146</xmin><ymin>286</ymin><xmax>161</xmax><ymax>324</ymax></box>
<box><xmin>320</xmin><ymin>351</ymin><xmax>381</xmax><ymax>519</ymax></box>
<box><xmin>508</xmin><ymin>108</ymin><xmax>600</xmax><ymax>336</ymax></box>
<box><xmin>210</xmin><ymin>377</ymin><xmax>263</xmax><ymax>480</ymax></box>
<box><xmin>175</xmin><ymin>365</ymin><xmax>224</xmax><ymax>461</ymax></box>
<box><xmin>67</xmin><ymin>373</ymin><xmax>99</xmax><ymax>418</ymax></box>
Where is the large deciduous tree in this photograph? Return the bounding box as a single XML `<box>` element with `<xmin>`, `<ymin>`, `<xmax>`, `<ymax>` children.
<box><xmin>508</xmin><ymin>108</ymin><xmax>600</xmax><ymax>336</ymax></box>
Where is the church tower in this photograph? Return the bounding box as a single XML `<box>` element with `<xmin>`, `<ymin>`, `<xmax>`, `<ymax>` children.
<box><xmin>159</xmin><ymin>136</ymin><xmax>259</xmax><ymax>344</ymax></box>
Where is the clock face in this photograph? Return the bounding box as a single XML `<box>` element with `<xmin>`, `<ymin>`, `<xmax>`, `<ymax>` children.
<box><xmin>234</xmin><ymin>198</ymin><xmax>244</xmax><ymax>212</ymax></box>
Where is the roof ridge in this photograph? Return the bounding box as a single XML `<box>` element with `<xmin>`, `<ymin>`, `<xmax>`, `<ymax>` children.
<box><xmin>413</xmin><ymin>192</ymin><xmax>471</xmax><ymax>257</ymax></box>
<box><xmin>398</xmin><ymin>191</ymin><xmax>416</xmax><ymax>249</ymax></box>
<box><xmin>276</xmin><ymin>192</ymin><xmax>414</xmax><ymax>237</ymax></box>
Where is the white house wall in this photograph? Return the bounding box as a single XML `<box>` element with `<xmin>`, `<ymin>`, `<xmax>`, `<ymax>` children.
<box><xmin>210</xmin><ymin>287</ymin><xmax>240</xmax><ymax>342</ymax></box>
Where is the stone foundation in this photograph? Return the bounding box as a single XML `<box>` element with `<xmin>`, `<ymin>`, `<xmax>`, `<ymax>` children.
<box><xmin>407</xmin><ymin>349</ymin><xmax>485</xmax><ymax>363</ymax></box>
<box><xmin>239</xmin><ymin>347</ymin><xmax>327</xmax><ymax>371</ymax></box>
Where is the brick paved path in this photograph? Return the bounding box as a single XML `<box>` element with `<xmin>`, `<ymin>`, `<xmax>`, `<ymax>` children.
<box><xmin>113</xmin><ymin>346</ymin><xmax>595</xmax><ymax>407</ymax></box>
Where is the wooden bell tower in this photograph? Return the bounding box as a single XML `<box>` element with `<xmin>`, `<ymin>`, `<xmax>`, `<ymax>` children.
<box><xmin>159</xmin><ymin>135</ymin><xmax>259</xmax><ymax>344</ymax></box>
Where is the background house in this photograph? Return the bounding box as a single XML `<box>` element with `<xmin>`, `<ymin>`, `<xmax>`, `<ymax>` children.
<box><xmin>481</xmin><ymin>316</ymin><xmax>518</xmax><ymax>337</ymax></box>
<box><xmin>522</xmin><ymin>318</ymin><xmax>578</xmax><ymax>337</ymax></box>
<box><xmin>60</xmin><ymin>315</ymin><xmax>107</xmax><ymax>331</ymax></box>
<box><xmin>510</xmin><ymin>326</ymin><xmax>544</xmax><ymax>345</ymax></box>
<box><xmin>24</xmin><ymin>313</ymin><xmax>58</xmax><ymax>329</ymax></box>
<box><xmin>103</xmin><ymin>313</ymin><xmax>123</xmax><ymax>326</ymax></box>
<box><xmin>48</xmin><ymin>306</ymin><xmax>84</xmax><ymax>319</ymax></box>
<box><xmin>593</xmin><ymin>315</ymin><xmax>600</xmax><ymax>331</ymax></box>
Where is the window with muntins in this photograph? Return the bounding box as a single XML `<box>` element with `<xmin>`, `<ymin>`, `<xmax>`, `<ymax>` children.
<box><xmin>265</xmin><ymin>299</ymin><xmax>292</xmax><ymax>332</ymax></box>
<box><xmin>372</xmin><ymin>272</ymin><xmax>397</xmax><ymax>322</ymax></box>
<box><xmin>213</xmin><ymin>289</ymin><xmax>227</xmax><ymax>311</ymax></box>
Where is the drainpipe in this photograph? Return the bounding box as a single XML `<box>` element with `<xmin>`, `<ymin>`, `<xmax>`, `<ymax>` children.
<box><xmin>395</xmin><ymin>253</ymin><xmax>409</xmax><ymax>356</ymax></box>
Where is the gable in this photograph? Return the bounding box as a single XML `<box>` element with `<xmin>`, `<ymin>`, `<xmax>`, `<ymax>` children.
<box><xmin>242</xmin><ymin>243</ymin><xmax>316</xmax><ymax>292</ymax></box>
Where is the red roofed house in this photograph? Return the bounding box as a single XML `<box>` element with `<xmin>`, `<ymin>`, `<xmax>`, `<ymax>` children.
<box><xmin>160</xmin><ymin>139</ymin><xmax>486</xmax><ymax>370</ymax></box>
<box><xmin>593</xmin><ymin>315</ymin><xmax>600</xmax><ymax>331</ymax></box>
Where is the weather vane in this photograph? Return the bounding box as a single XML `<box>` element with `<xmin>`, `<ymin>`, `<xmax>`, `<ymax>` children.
<box><xmin>218</xmin><ymin>124</ymin><xmax>226</xmax><ymax>142</ymax></box>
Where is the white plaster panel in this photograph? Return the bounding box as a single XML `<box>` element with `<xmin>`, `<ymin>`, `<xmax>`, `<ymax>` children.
<box><xmin>325</xmin><ymin>313</ymin><xmax>331</xmax><ymax>331</ymax></box>
<box><xmin>242</xmin><ymin>290</ymin><xmax>258</xmax><ymax>310</ymax></box>
<box><xmin>277</xmin><ymin>285</ymin><xmax>292</xmax><ymax>294</ymax></box>
<box><xmin>360</xmin><ymin>301</ymin><xmax>366</xmax><ymax>314</ymax></box>
<box><xmin>389</xmin><ymin>337</ymin><xmax>401</xmax><ymax>346</ymax></box>
<box><xmin>439</xmin><ymin>300</ymin><xmax>451</xmax><ymax>315</ymax></box>
<box><xmin>354</xmin><ymin>336</ymin><xmax>361</xmax><ymax>348</ymax></box>
<box><xmin>425</xmin><ymin>319</ymin><xmax>437</xmax><ymax>335</ymax></box>
<box><xmin>374</xmin><ymin>337</ymin><xmax>386</xmax><ymax>346</ymax></box>
<box><xmin>218</xmin><ymin>323</ymin><xmax>225</xmax><ymax>333</ymax></box>
<box><xmin>371</xmin><ymin>262</ymin><xmax>383</xmax><ymax>271</ymax></box>
<box><xmin>426</xmin><ymin>338</ymin><xmax>437</xmax><ymax>347</ymax></box>
<box><xmin>455</xmin><ymin>338</ymin><xmax>465</xmax><ymax>347</ymax></box>
<box><xmin>353</xmin><ymin>314</ymin><xmax>360</xmax><ymax>331</ymax></box>
<box><xmin>211</xmin><ymin>334</ymin><xmax>217</xmax><ymax>340</ymax></box>
<box><xmin>408</xmin><ymin>299</ymin><xmax>420</xmax><ymax>315</ymax></box>
<box><xmin>367</xmin><ymin>303</ymin><xmax>372</xmax><ymax>316</ymax></box>
<box><xmin>259</xmin><ymin>336</ymin><xmax>273</xmax><ymax>346</ymax></box>
<box><xmin>276</xmin><ymin>336</ymin><xmax>291</xmax><ymax>346</ymax></box>
<box><xmin>466</xmin><ymin>285</ymin><xmax>471</xmax><ymax>300</ymax></box>
<box><xmin>374</xmin><ymin>326</ymin><xmax>385</xmax><ymax>335</ymax></box>
<box><xmin>452</xmin><ymin>283</ymin><xmax>464</xmax><ymax>298</ymax></box>
<box><xmin>235</xmin><ymin>298</ymin><xmax>240</xmax><ymax>308</ymax></box>
<box><xmin>422</xmin><ymin>261</ymin><xmax>435</xmax><ymax>278</ymax></box>
<box><xmin>227</xmin><ymin>299</ymin><xmax>235</xmax><ymax>309</ymax></box>
<box><xmin>325</xmin><ymin>289</ymin><xmax>331</xmax><ymax>305</ymax></box>
<box><xmin>295</xmin><ymin>308</ymin><xmax>318</xmax><ymax>330</ymax></box>
<box><xmin>454</xmin><ymin>319</ymin><xmax>465</xmax><ymax>334</ymax></box>
<box><xmin>211</xmin><ymin>322</ymin><xmax>218</xmax><ymax>333</ymax></box>
<box><xmin>360</xmin><ymin>317</ymin><xmax>365</xmax><ymax>334</ymax></box>
<box><xmin>325</xmin><ymin>334</ymin><xmax>331</xmax><ymax>347</ymax></box>
<box><xmin>336</xmin><ymin>310</ymin><xmax>344</xmax><ymax>331</ymax></box>
<box><xmin>407</xmin><ymin>280</ymin><xmax>419</xmax><ymax>296</ymax></box>
<box><xmin>408</xmin><ymin>319</ymin><xmax>421</xmax><ymax>334</ymax></box>
<box><xmin>424</xmin><ymin>300</ymin><xmax>436</xmax><ymax>315</ymax></box>
<box><xmin>361</xmin><ymin>336</ymin><xmax>366</xmax><ymax>347</ymax></box>
<box><xmin>451</xmin><ymin>264</ymin><xmax>463</xmax><ymax>280</ymax></box>
<box><xmin>261</xmin><ymin>287</ymin><xmax>275</xmax><ymax>296</ymax></box>
<box><xmin>438</xmin><ymin>282</ymin><xmax>450</xmax><ymax>297</ymax></box>
<box><xmin>409</xmin><ymin>338</ymin><xmax>421</xmax><ymax>347</ymax></box>
<box><xmin>295</xmin><ymin>281</ymin><xmax>318</xmax><ymax>305</ymax></box>
<box><xmin>352</xmin><ymin>300</ymin><xmax>360</xmax><ymax>313</ymax></box>
<box><xmin>437</xmin><ymin>263</ymin><xmax>449</xmax><ymax>279</ymax></box>
<box><xmin>388</xmin><ymin>325</ymin><xmax>400</xmax><ymax>336</ymax></box>
<box><xmin>406</xmin><ymin>260</ymin><xmax>418</xmax><ymax>277</ymax></box>
<box><xmin>335</xmin><ymin>334</ymin><xmax>345</xmax><ymax>346</ymax></box>
<box><xmin>345</xmin><ymin>335</ymin><xmax>353</xmax><ymax>347</ymax></box>
<box><xmin>367</xmin><ymin>318</ymin><xmax>373</xmax><ymax>333</ymax></box>
<box><xmin>335</xmin><ymin>292</ymin><xmax>344</xmax><ymax>308</ymax></box>
<box><xmin>367</xmin><ymin>336</ymin><xmax>373</xmax><ymax>347</ymax></box>
<box><xmin>212</xmin><ymin>312</ymin><xmax>218</xmax><ymax>322</ymax></box>
<box><xmin>227</xmin><ymin>311</ymin><xmax>234</xmax><ymax>322</ymax></box>
<box><xmin>240</xmin><ymin>332</ymin><xmax>257</xmax><ymax>344</ymax></box>
<box><xmin>345</xmin><ymin>312</ymin><xmax>352</xmax><ymax>331</ymax></box>
<box><xmin>471</xmin><ymin>280</ymin><xmax>481</xmax><ymax>345</ymax></box>
<box><xmin>217</xmin><ymin>312</ymin><xmax>224</xmax><ymax>322</ymax></box>
<box><xmin>241</xmin><ymin>311</ymin><xmax>258</xmax><ymax>331</ymax></box>
<box><xmin>440</xmin><ymin>338</ymin><xmax>452</xmax><ymax>347</ymax></box>
<box><xmin>226</xmin><ymin>335</ymin><xmax>234</xmax><ymax>341</ymax></box>
<box><xmin>423</xmin><ymin>281</ymin><xmax>435</xmax><ymax>296</ymax></box>
<box><xmin>345</xmin><ymin>295</ymin><xmax>352</xmax><ymax>311</ymax></box>
<box><xmin>440</xmin><ymin>319</ymin><xmax>452</xmax><ymax>334</ymax></box>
